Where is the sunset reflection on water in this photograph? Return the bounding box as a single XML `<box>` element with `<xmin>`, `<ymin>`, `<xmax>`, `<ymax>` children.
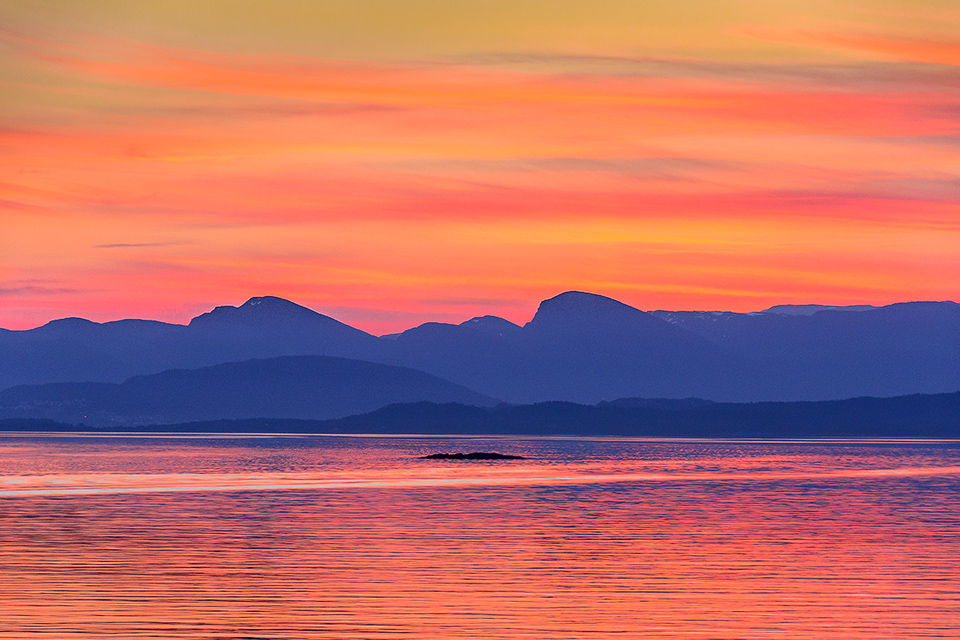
<box><xmin>0</xmin><ymin>435</ymin><xmax>958</xmax><ymax>638</ymax></box>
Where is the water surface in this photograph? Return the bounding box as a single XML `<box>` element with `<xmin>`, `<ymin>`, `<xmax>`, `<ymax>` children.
<box><xmin>0</xmin><ymin>435</ymin><xmax>958</xmax><ymax>638</ymax></box>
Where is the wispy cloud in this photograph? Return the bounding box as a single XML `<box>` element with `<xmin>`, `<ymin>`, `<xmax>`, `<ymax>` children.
<box><xmin>94</xmin><ymin>242</ymin><xmax>184</xmax><ymax>249</ymax></box>
<box><xmin>802</xmin><ymin>32</ymin><xmax>960</xmax><ymax>67</ymax></box>
<box><xmin>0</xmin><ymin>286</ymin><xmax>82</xmax><ymax>296</ymax></box>
<box><xmin>398</xmin><ymin>157</ymin><xmax>742</xmax><ymax>177</ymax></box>
<box><xmin>416</xmin><ymin>296</ymin><xmax>529</xmax><ymax>308</ymax></box>
<box><xmin>112</xmin><ymin>101</ymin><xmax>402</xmax><ymax>120</ymax></box>
<box><xmin>448</xmin><ymin>51</ymin><xmax>960</xmax><ymax>90</ymax></box>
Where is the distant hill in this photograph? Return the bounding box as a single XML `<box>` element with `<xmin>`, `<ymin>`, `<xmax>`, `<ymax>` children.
<box><xmin>317</xmin><ymin>392</ymin><xmax>960</xmax><ymax>437</ymax></box>
<box><xmin>380</xmin><ymin>291</ymin><xmax>767</xmax><ymax>403</ymax></box>
<box><xmin>187</xmin><ymin>296</ymin><xmax>382</xmax><ymax>362</ymax></box>
<box><xmin>762</xmin><ymin>304</ymin><xmax>878</xmax><ymax>316</ymax></box>
<box><xmin>2</xmin><ymin>292</ymin><xmax>959</xmax><ymax>403</ymax></box>
<box><xmin>3</xmin><ymin>391</ymin><xmax>958</xmax><ymax>438</ymax></box>
<box><xmin>0</xmin><ymin>297</ymin><xmax>382</xmax><ymax>390</ymax></box>
<box><xmin>380</xmin><ymin>293</ymin><xmax>960</xmax><ymax>403</ymax></box>
<box><xmin>651</xmin><ymin>301</ymin><xmax>960</xmax><ymax>400</ymax></box>
<box><xmin>0</xmin><ymin>355</ymin><xmax>499</xmax><ymax>427</ymax></box>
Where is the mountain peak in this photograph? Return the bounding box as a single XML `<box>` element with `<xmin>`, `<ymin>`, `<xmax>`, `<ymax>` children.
<box><xmin>459</xmin><ymin>315</ymin><xmax>521</xmax><ymax>336</ymax></box>
<box><xmin>539</xmin><ymin>290</ymin><xmax>639</xmax><ymax>311</ymax></box>
<box><xmin>32</xmin><ymin>317</ymin><xmax>99</xmax><ymax>333</ymax></box>
<box><xmin>762</xmin><ymin>304</ymin><xmax>878</xmax><ymax>316</ymax></box>
<box><xmin>189</xmin><ymin>296</ymin><xmax>331</xmax><ymax>327</ymax></box>
<box><xmin>240</xmin><ymin>296</ymin><xmax>300</xmax><ymax>309</ymax></box>
<box><xmin>527</xmin><ymin>291</ymin><xmax>645</xmax><ymax>329</ymax></box>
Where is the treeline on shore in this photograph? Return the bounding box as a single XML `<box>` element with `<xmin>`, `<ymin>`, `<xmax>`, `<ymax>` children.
<box><xmin>2</xmin><ymin>391</ymin><xmax>959</xmax><ymax>438</ymax></box>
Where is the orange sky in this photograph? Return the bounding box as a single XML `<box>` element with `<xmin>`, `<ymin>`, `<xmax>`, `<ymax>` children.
<box><xmin>2</xmin><ymin>1</ymin><xmax>959</xmax><ymax>333</ymax></box>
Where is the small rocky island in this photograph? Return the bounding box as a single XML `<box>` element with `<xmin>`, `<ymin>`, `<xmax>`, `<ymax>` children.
<box><xmin>420</xmin><ymin>452</ymin><xmax>525</xmax><ymax>460</ymax></box>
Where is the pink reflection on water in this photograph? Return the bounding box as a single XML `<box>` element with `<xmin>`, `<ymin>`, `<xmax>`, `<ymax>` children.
<box><xmin>0</xmin><ymin>436</ymin><xmax>958</xmax><ymax>638</ymax></box>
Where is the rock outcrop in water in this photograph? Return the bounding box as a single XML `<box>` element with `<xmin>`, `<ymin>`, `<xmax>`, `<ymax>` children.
<box><xmin>421</xmin><ymin>452</ymin><xmax>525</xmax><ymax>460</ymax></box>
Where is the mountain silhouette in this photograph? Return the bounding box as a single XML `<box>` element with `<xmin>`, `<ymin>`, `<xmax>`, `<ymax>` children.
<box><xmin>316</xmin><ymin>392</ymin><xmax>960</xmax><ymax>438</ymax></box>
<box><xmin>185</xmin><ymin>296</ymin><xmax>382</xmax><ymax>364</ymax></box>
<box><xmin>508</xmin><ymin>291</ymin><xmax>765</xmax><ymax>403</ymax></box>
<box><xmin>0</xmin><ymin>355</ymin><xmax>499</xmax><ymax>427</ymax></box>
<box><xmin>380</xmin><ymin>291</ymin><xmax>766</xmax><ymax>403</ymax></box>
<box><xmin>1</xmin><ymin>292</ymin><xmax>958</xmax><ymax>403</ymax></box>
<box><xmin>651</xmin><ymin>301</ymin><xmax>960</xmax><ymax>399</ymax></box>
<box><xmin>0</xmin><ymin>297</ymin><xmax>381</xmax><ymax>389</ymax></box>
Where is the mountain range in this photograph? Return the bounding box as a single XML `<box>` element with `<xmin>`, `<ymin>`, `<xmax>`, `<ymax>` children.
<box><xmin>0</xmin><ymin>356</ymin><xmax>497</xmax><ymax>427</ymax></box>
<box><xmin>1</xmin><ymin>292</ymin><xmax>958</xmax><ymax>423</ymax></box>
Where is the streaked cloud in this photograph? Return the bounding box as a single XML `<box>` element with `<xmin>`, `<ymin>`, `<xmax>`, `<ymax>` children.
<box><xmin>95</xmin><ymin>242</ymin><xmax>184</xmax><ymax>249</ymax></box>
<box><xmin>803</xmin><ymin>32</ymin><xmax>960</xmax><ymax>66</ymax></box>
<box><xmin>0</xmin><ymin>286</ymin><xmax>82</xmax><ymax>297</ymax></box>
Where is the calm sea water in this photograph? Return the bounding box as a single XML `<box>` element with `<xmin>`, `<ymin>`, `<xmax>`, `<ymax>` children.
<box><xmin>0</xmin><ymin>434</ymin><xmax>958</xmax><ymax>639</ymax></box>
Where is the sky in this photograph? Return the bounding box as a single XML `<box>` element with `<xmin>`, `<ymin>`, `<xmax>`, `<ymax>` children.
<box><xmin>2</xmin><ymin>0</ymin><xmax>958</xmax><ymax>334</ymax></box>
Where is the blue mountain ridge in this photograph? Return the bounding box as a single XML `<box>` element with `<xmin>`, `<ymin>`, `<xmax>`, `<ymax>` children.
<box><xmin>1</xmin><ymin>291</ymin><xmax>958</xmax><ymax>404</ymax></box>
<box><xmin>0</xmin><ymin>355</ymin><xmax>499</xmax><ymax>427</ymax></box>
